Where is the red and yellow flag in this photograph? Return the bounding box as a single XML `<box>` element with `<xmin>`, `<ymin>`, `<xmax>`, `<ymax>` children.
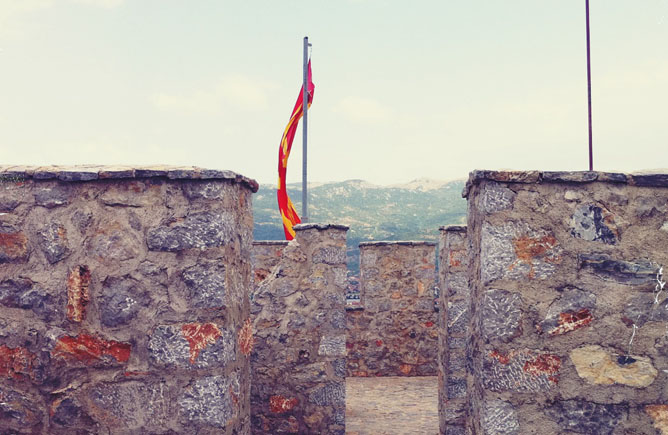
<box><xmin>277</xmin><ymin>60</ymin><xmax>315</xmax><ymax>240</ymax></box>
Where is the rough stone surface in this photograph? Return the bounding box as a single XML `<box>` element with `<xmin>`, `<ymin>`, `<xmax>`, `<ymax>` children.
<box><xmin>99</xmin><ymin>276</ymin><xmax>143</xmax><ymax>327</ymax></box>
<box><xmin>545</xmin><ymin>400</ymin><xmax>627</xmax><ymax>435</ymax></box>
<box><xmin>147</xmin><ymin>210</ymin><xmax>235</xmax><ymax>251</ymax></box>
<box><xmin>37</xmin><ymin>222</ymin><xmax>70</xmax><ymax>263</ymax></box>
<box><xmin>483</xmin><ymin>349</ymin><xmax>561</xmax><ymax>392</ymax></box>
<box><xmin>480</xmin><ymin>182</ymin><xmax>516</xmax><ymax>214</ymax></box>
<box><xmin>570</xmin><ymin>345</ymin><xmax>658</xmax><ymax>387</ymax></box>
<box><xmin>482</xmin><ymin>399</ymin><xmax>519</xmax><ymax>435</ymax></box>
<box><xmin>179</xmin><ymin>374</ymin><xmax>240</xmax><ymax>428</ymax></box>
<box><xmin>0</xmin><ymin>166</ymin><xmax>253</xmax><ymax>434</ymax></box>
<box><xmin>460</xmin><ymin>170</ymin><xmax>668</xmax><ymax>435</ymax></box>
<box><xmin>347</xmin><ymin>242</ymin><xmax>438</xmax><ymax>377</ymax></box>
<box><xmin>481</xmin><ymin>289</ymin><xmax>523</xmax><ymax>342</ymax></box>
<box><xmin>570</xmin><ymin>203</ymin><xmax>618</xmax><ymax>244</ymax></box>
<box><xmin>251</xmin><ymin>225</ymin><xmax>347</xmax><ymax>434</ymax></box>
<box><xmin>540</xmin><ymin>287</ymin><xmax>596</xmax><ymax>335</ymax></box>
<box><xmin>480</xmin><ymin>221</ymin><xmax>561</xmax><ymax>284</ymax></box>
<box><xmin>148</xmin><ymin>323</ymin><xmax>235</xmax><ymax>369</ymax></box>
<box><xmin>181</xmin><ymin>261</ymin><xmax>227</xmax><ymax>308</ymax></box>
<box><xmin>578</xmin><ymin>253</ymin><xmax>659</xmax><ymax>285</ymax></box>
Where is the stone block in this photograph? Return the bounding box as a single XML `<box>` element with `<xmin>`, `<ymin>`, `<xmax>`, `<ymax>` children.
<box><xmin>88</xmin><ymin>222</ymin><xmax>140</xmax><ymax>261</ymax></box>
<box><xmin>570</xmin><ymin>203</ymin><xmax>618</xmax><ymax>244</ymax></box>
<box><xmin>318</xmin><ymin>335</ymin><xmax>346</xmax><ymax>357</ymax></box>
<box><xmin>0</xmin><ymin>230</ymin><xmax>28</xmax><ymax>263</ymax></box>
<box><xmin>34</xmin><ymin>187</ymin><xmax>69</xmax><ymax>208</ymax></box>
<box><xmin>480</xmin><ymin>182</ymin><xmax>516</xmax><ymax>214</ymax></box>
<box><xmin>0</xmin><ymin>387</ymin><xmax>44</xmax><ymax>430</ymax></box>
<box><xmin>147</xmin><ymin>211</ymin><xmax>235</xmax><ymax>251</ymax></box>
<box><xmin>481</xmin><ymin>289</ymin><xmax>522</xmax><ymax>342</ymax></box>
<box><xmin>99</xmin><ymin>276</ymin><xmax>143</xmax><ymax>327</ymax></box>
<box><xmin>181</xmin><ymin>261</ymin><xmax>226</xmax><ymax>308</ymax></box>
<box><xmin>182</xmin><ymin>181</ymin><xmax>233</xmax><ymax>200</ymax></box>
<box><xmin>51</xmin><ymin>333</ymin><xmax>131</xmax><ymax>365</ymax></box>
<box><xmin>38</xmin><ymin>222</ymin><xmax>70</xmax><ymax>264</ymax></box>
<box><xmin>570</xmin><ymin>345</ymin><xmax>657</xmax><ymax>387</ymax></box>
<box><xmin>447</xmin><ymin>300</ymin><xmax>469</xmax><ymax>335</ymax></box>
<box><xmin>179</xmin><ymin>373</ymin><xmax>240</xmax><ymax>428</ymax></box>
<box><xmin>447</xmin><ymin>377</ymin><xmax>467</xmax><ymax>399</ymax></box>
<box><xmin>0</xmin><ymin>278</ymin><xmax>59</xmax><ymax>320</ymax></box>
<box><xmin>540</xmin><ymin>287</ymin><xmax>596</xmax><ymax>335</ymax></box>
<box><xmin>308</xmin><ymin>382</ymin><xmax>345</xmax><ymax>406</ymax></box>
<box><xmin>88</xmin><ymin>381</ymin><xmax>170</xmax><ymax>430</ymax></box>
<box><xmin>148</xmin><ymin>323</ymin><xmax>235</xmax><ymax>368</ymax></box>
<box><xmin>482</xmin><ymin>399</ymin><xmax>519</xmax><ymax>435</ymax></box>
<box><xmin>483</xmin><ymin>349</ymin><xmax>561</xmax><ymax>392</ymax></box>
<box><xmin>578</xmin><ymin>254</ymin><xmax>658</xmax><ymax>285</ymax></box>
<box><xmin>646</xmin><ymin>405</ymin><xmax>668</xmax><ymax>434</ymax></box>
<box><xmin>67</xmin><ymin>265</ymin><xmax>90</xmax><ymax>323</ymax></box>
<box><xmin>312</xmin><ymin>247</ymin><xmax>347</xmax><ymax>265</ymax></box>
<box><xmin>545</xmin><ymin>400</ymin><xmax>627</xmax><ymax>435</ymax></box>
<box><xmin>481</xmin><ymin>222</ymin><xmax>561</xmax><ymax>283</ymax></box>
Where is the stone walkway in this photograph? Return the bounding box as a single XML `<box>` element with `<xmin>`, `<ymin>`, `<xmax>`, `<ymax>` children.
<box><xmin>346</xmin><ymin>376</ymin><xmax>439</xmax><ymax>435</ymax></box>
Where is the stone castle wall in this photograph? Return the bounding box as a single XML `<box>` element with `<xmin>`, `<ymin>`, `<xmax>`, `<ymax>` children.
<box><xmin>250</xmin><ymin>224</ymin><xmax>348</xmax><ymax>434</ymax></box>
<box><xmin>451</xmin><ymin>170</ymin><xmax>668</xmax><ymax>434</ymax></box>
<box><xmin>347</xmin><ymin>242</ymin><xmax>438</xmax><ymax>377</ymax></box>
<box><xmin>0</xmin><ymin>166</ymin><xmax>256</xmax><ymax>434</ymax></box>
<box><xmin>438</xmin><ymin>225</ymin><xmax>469</xmax><ymax>435</ymax></box>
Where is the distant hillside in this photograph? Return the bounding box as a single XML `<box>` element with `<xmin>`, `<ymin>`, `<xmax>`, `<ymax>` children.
<box><xmin>252</xmin><ymin>178</ymin><xmax>468</xmax><ymax>273</ymax></box>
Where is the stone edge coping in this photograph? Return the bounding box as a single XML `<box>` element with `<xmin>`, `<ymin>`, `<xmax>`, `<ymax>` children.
<box><xmin>0</xmin><ymin>165</ymin><xmax>259</xmax><ymax>193</ymax></box>
<box><xmin>359</xmin><ymin>241</ymin><xmax>437</xmax><ymax>247</ymax></box>
<box><xmin>439</xmin><ymin>225</ymin><xmax>467</xmax><ymax>232</ymax></box>
<box><xmin>462</xmin><ymin>169</ymin><xmax>668</xmax><ymax>198</ymax></box>
<box><xmin>293</xmin><ymin>223</ymin><xmax>350</xmax><ymax>231</ymax></box>
<box><xmin>252</xmin><ymin>240</ymin><xmax>291</xmax><ymax>246</ymax></box>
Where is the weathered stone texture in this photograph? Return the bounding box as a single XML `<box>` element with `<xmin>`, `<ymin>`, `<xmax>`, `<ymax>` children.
<box><xmin>0</xmin><ymin>165</ymin><xmax>254</xmax><ymax>434</ymax></box>
<box><xmin>438</xmin><ymin>226</ymin><xmax>470</xmax><ymax>435</ymax></box>
<box><xmin>251</xmin><ymin>224</ymin><xmax>348</xmax><ymax>434</ymax></box>
<box><xmin>460</xmin><ymin>170</ymin><xmax>668</xmax><ymax>434</ymax></box>
<box><xmin>347</xmin><ymin>241</ymin><xmax>437</xmax><ymax>377</ymax></box>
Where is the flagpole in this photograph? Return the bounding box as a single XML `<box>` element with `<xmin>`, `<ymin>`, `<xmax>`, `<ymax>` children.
<box><xmin>586</xmin><ymin>0</ymin><xmax>593</xmax><ymax>171</ymax></box>
<box><xmin>302</xmin><ymin>36</ymin><xmax>309</xmax><ymax>222</ymax></box>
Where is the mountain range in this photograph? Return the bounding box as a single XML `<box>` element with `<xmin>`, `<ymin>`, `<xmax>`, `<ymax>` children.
<box><xmin>252</xmin><ymin>178</ymin><xmax>468</xmax><ymax>274</ymax></box>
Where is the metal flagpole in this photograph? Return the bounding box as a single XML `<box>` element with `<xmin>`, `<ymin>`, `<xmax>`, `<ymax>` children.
<box><xmin>302</xmin><ymin>36</ymin><xmax>310</xmax><ymax>222</ymax></box>
<box><xmin>586</xmin><ymin>0</ymin><xmax>593</xmax><ymax>171</ymax></box>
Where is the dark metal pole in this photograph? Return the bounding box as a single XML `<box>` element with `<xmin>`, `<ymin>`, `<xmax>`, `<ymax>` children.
<box><xmin>302</xmin><ymin>36</ymin><xmax>309</xmax><ymax>222</ymax></box>
<box><xmin>586</xmin><ymin>0</ymin><xmax>593</xmax><ymax>171</ymax></box>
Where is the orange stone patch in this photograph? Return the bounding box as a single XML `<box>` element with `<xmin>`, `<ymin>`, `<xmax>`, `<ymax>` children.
<box><xmin>52</xmin><ymin>333</ymin><xmax>131</xmax><ymax>364</ymax></box>
<box><xmin>181</xmin><ymin>322</ymin><xmax>222</xmax><ymax>364</ymax></box>
<box><xmin>238</xmin><ymin>318</ymin><xmax>254</xmax><ymax>357</ymax></box>
<box><xmin>510</xmin><ymin>234</ymin><xmax>560</xmax><ymax>278</ymax></box>
<box><xmin>0</xmin><ymin>345</ymin><xmax>36</xmax><ymax>380</ymax></box>
<box><xmin>488</xmin><ymin>350</ymin><xmax>511</xmax><ymax>365</ymax></box>
<box><xmin>269</xmin><ymin>395</ymin><xmax>298</xmax><ymax>413</ymax></box>
<box><xmin>399</xmin><ymin>364</ymin><xmax>413</xmax><ymax>375</ymax></box>
<box><xmin>0</xmin><ymin>232</ymin><xmax>28</xmax><ymax>258</ymax></box>
<box><xmin>549</xmin><ymin>309</ymin><xmax>593</xmax><ymax>335</ymax></box>
<box><xmin>67</xmin><ymin>265</ymin><xmax>91</xmax><ymax>322</ymax></box>
<box><xmin>523</xmin><ymin>354</ymin><xmax>561</xmax><ymax>383</ymax></box>
<box><xmin>449</xmin><ymin>250</ymin><xmax>464</xmax><ymax>267</ymax></box>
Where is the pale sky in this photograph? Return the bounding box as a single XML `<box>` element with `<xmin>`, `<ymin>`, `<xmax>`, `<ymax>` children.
<box><xmin>1</xmin><ymin>1</ymin><xmax>667</xmax><ymax>184</ymax></box>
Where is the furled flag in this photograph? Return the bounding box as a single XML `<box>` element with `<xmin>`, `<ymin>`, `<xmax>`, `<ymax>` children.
<box><xmin>277</xmin><ymin>60</ymin><xmax>314</xmax><ymax>240</ymax></box>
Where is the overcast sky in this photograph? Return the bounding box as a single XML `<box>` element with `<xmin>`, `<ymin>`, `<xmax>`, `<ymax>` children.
<box><xmin>1</xmin><ymin>1</ymin><xmax>666</xmax><ymax>184</ymax></box>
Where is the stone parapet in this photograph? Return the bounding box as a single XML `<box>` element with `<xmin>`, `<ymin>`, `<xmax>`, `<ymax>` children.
<box><xmin>250</xmin><ymin>224</ymin><xmax>348</xmax><ymax>434</ymax></box>
<box><xmin>438</xmin><ymin>226</ymin><xmax>470</xmax><ymax>435</ymax></box>
<box><xmin>0</xmin><ymin>166</ymin><xmax>254</xmax><ymax>433</ymax></box>
<box><xmin>347</xmin><ymin>242</ymin><xmax>438</xmax><ymax>377</ymax></box>
<box><xmin>0</xmin><ymin>164</ymin><xmax>259</xmax><ymax>192</ymax></box>
<box><xmin>464</xmin><ymin>170</ymin><xmax>668</xmax><ymax>434</ymax></box>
